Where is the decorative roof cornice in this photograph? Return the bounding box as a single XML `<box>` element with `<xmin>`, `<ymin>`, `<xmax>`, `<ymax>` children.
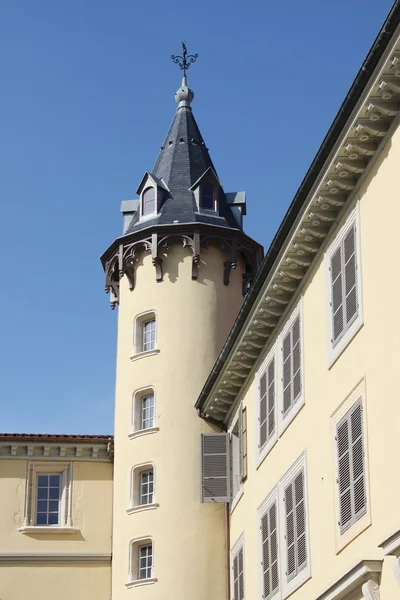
<box><xmin>0</xmin><ymin>436</ymin><xmax>114</xmax><ymax>462</ymax></box>
<box><xmin>195</xmin><ymin>3</ymin><xmax>400</xmax><ymax>426</ymax></box>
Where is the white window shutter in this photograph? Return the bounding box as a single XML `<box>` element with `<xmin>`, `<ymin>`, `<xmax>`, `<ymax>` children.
<box><xmin>292</xmin><ymin>316</ymin><xmax>301</xmax><ymax>403</ymax></box>
<box><xmin>261</xmin><ymin>500</ymin><xmax>279</xmax><ymax>600</ymax></box>
<box><xmin>344</xmin><ymin>225</ymin><xmax>358</xmax><ymax>326</ymax></box>
<box><xmin>259</xmin><ymin>372</ymin><xmax>268</xmax><ymax>448</ymax></box>
<box><xmin>282</xmin><ymin>314</ymin><xmax>302</xmax><ymax>419</ymax></box>
<box><xmin>330</xmin><ymin>245</ymin><xmax>344</xmax><ymax>343</ymax></box>
<box><xmin>201</xmin><ymin>433</ymin><xmax>230</xmax><ymax>503</ymax></box>
<box><xmin>233</xmin><ymin>553</ymin><xmax>239</xmax><ymax>600</ymax></box>
<box><xmin>267</xmin><ymin>358</ymin><xmax>275</xmax><ymax>442</ymax></box>
<box><xmin>337</xmin><ymin>399</ymin><xmax>366</xmax><ymax>533</ymax></box>
<box><xmin>282</xmin><ymin>331</ymin><xmax>292</xmax><ymax>416</ymax></box>
<box><xmin>242</xmin><ymin>407</ymin><xmax>248</xmax><ymax>482</ymax></box>
<box><xmin>238</xmin><ymin>547</ymin><xmax>244</xmax><ymax>600</ymax></box>
<box><xmin>284</xmin><ymin>469</ymin><xmax>307</xmax><ymax>583</ymax></box>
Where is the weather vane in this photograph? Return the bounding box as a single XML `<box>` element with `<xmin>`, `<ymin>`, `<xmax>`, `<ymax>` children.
<box><xmin>171</xmin><ymin>42</ymin><xmax>198</xmax><ymax>77</ymax></box>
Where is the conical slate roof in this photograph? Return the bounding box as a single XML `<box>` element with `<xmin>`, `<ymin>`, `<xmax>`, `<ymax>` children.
<box><xmin>125</xmin><ymin>78</ymin><xmax>241</xmax><ymax>234</ymax></box>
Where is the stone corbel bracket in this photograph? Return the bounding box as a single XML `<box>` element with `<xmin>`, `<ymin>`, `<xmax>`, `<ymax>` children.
<box><xmin>315</xmin><ymin>560</ymin><xmax>382</xmax><ymax>600</ymax></box>
<box><xmin>379</xmin><ymin>528</ymin><xmax>400</xmax><ymax>589</ymax></box>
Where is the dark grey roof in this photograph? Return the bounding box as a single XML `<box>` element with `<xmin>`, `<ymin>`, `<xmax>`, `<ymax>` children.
<box><xmin>125</xmin><ymin>103</ymin><xmax>241</xmax><ymax>234</ymax></box>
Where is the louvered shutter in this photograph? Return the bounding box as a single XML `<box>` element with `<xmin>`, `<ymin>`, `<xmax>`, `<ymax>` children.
<box><xmin>330</xmin><ymin>221</ymin><xmax>359</xmax><ymax>346</ymax></box>
<box><xmin>261</xmin><ymin>500</ymin><xmax>279</xmax><ymax>600</ymax></box>
<box><xmin>201</xmin><ymin>433</ymin><xmax>230</xmax><ymax>502</ymax></box>
<box><xmin>336</xmin><ymin>400</ymin><xmax>366</xmax><ymax>533</ymax></box>
<box><xmin>242</xmin><ymin>408</ymin><xmax>248</xmax><ymax>482</ymax></box>
<box><xmin>233</xmin><ymin>547</ymin><xmax>245</xmax><ymax>600</ymax></box>
<box><xmin>259</xmin><ymin>372</ymin><xmax>268</xmax><ymax>448</ymax></box>
<box><xmin>267</xmin><ymin>358</ymin><xmax>276</xmax><ymax>442</ymax></box>
<box><xmin>282</xmin><ymin>314</ymin><xmax>302</xmax><ymax>419</ymax></box>
<box><xmin>284</xmin><ymin>469</ymin><xmax>307</xmax><ymax>583</ymax></box>
<box><xmin>238</xmin><ymin>547</ymin><xmax>244</xmax><ymax>600</ymax></box>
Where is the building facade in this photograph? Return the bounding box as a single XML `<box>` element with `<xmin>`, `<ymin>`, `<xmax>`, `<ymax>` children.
<box><xmin>2</xmin><ymin>3</ymin><xmax>400</xmax><ymax>600</ymax></box>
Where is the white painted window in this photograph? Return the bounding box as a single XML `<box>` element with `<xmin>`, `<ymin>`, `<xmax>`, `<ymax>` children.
<box><xmin>326</xmin><ymin>204</ymin><xmax>363</xmax><ymax>365</ymax></box>
<box><xmin>142</xmin><ymin>187</ymin><xmax>156</xmax><ymax>216</ymax></box>
<box><xmin>128</xmin><ymin>537</ymin><xmax>155</xmax><ymax>585</ymax></box>
<box><xmin>129</xmin><ymin>463</ymin><xmax>157</xmax><ymax>511</ymax></box>
<box><xmin>278</xmin><ymin>300</ymin><xmax>304</xmax><ymax>433</ymax></box>
<box><xmin>257</xmin><ymin>345</ymin><xmax>277</xmax><ymax>465</ymax></box>
<box><xmin>258</xmin><ymin>453</ymin><xmax>310</xmax><ymax>600</ymax></box>
<box><xmin>231</xmin><ymin>534</ymin><xmax>245</xmax><ymax>600</ymax></box>
<box><xmin>332</xmin><ymin>381</ymin><xmax>370</xmax><ymax>549</ymax></box>
<box><xmin>133</xmin><ymin>311</ymin><xmax>157</xmax><ymax>357</ymax></box>
<box><xmin>22</xmin><ymin>462</ymin><xmax>73</xmax><ymax>529</ymax></box>
<box><xmin>131</xmin><ymin>387</ymin><xmax>157</xmax><ymax>437</ymax></box>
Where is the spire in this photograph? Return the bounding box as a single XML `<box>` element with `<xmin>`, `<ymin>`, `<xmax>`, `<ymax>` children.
<box><xmin>123</xmin><ymin>45</ymin><xmax>243</xmax><ymax>235</ymax></box>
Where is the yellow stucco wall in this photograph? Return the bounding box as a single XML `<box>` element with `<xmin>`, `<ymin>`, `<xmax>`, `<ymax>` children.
<box><xmin>112</xmin><ymin>242</ymin><xmax>246</xmax><ymax>599</ymax></box>
<box><xmin>0</xmin><ymin>459</ymin><xmax>113</xmax><ymax>600</ymax></box>
<box><xmin>229</xmin><ymin>123</ymin><xmax>400</xmax><ymax>598</ymax></box>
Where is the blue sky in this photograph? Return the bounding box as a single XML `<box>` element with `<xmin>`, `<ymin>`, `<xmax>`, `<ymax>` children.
<box><xmin>0</xmin><ymin>0</ymin><xmax>393</xmax><ymax>434</ymax></box>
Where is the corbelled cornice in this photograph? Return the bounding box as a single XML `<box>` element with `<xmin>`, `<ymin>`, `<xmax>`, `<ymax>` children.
<box><xmin>196</xmin><ymin>18</ymin><xmax>400</xmax><ymax>426</ymax></box>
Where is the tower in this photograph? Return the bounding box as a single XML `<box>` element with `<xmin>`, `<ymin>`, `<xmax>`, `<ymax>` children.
<box><xmin>101</xmin><ymin>52</ymin><xmax>262</xmax><ymax>600</ymax></box>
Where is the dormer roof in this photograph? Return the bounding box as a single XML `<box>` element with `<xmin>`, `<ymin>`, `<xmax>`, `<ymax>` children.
<box><xmin>136</xmin><ymin>171</ymin><xmax>170</xmax><ymax>195</ymax></box>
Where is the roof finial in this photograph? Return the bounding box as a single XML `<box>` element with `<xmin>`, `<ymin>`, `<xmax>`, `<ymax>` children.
<box><xmin>171</xmin><ymin>42</ymin><xmax>198</xmax><ymax>78</ymax></box>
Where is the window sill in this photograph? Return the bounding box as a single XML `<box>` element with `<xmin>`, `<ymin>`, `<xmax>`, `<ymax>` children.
<box><xmin>230</xmin><ymin>488</ymin><xmax>244</xmax><ymax>514</ymax></box>
<box><xmin>279</xmin><ymin>396</ymin><xmax>305</xmax><ymax>436</ymax></box>
<box><xmin>125</xmin><ymin>577</ymin><xmax>157</xmax><ymax>589</ymax></box>
<box><xmin>130</xmin><ymin>349</ymin><xmax>160</xmax><ymax>363</ymax></box>
<box><xmin>126</xmin><ymin>503</ymin><xmax>159</xmax><ymax>515</ymax></box>
<box><xmin>18</xmin><ymin>526</ymin><xmax>78</xmax><ymax>535</ymax></box>
<box><xmin>328</xmin><ymin>318</ymin><xmax>363</xmax><ymax>369</ymax></box>
<box><xmin>128</xmin><ymin>427</ymin><xmax>159</xmax><ymax>440</ymax></box>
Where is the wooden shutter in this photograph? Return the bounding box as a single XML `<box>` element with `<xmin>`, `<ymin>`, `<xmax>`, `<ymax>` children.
<box><xmin>330</xmin><ymin>221</ymin><xmax>359</xmax><ymax>346</ymax></box>
<box><xmin>282</xmin><ymin>314</ymin><xmax>302</xmax><ymax>419</ymax></box>
<box><xmin>242</xmin><ymin>407</ymin><xmax>248</xmax><ymax>482</ymax></box>
<box><xmin>336</xmin><ymin>399</ymin><xmax>366</xmax><ymax>533</ymax></box>
<box><xmin>261</xmin><ymin>500</ymin><xmax>279</xmax><ymax>600</ymax></box>
<box><xmin>284</xmin><ymin>469</ymin><xmax>307</xmax><ymax>583</ymax></box>
<box><xmin>201</xmin><ymin>433</ymin><xmax>230</xmax><ymax>503</ymax></box>
<box><xmin>233</xmin><ymin>546</ymin><xmax>244</xmax><ymax>600</ymax></box>
<box><xmin>344</xmin><ymin>225</ymin><xmax>358</xmax><ymax>326</ymax></box>
<box><xmin>259</xmin><ymin>358</ymin><xmax>276</xmax><ymax>452</ymax></box>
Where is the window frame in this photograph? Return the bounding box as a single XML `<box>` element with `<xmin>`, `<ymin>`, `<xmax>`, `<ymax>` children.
<box><xmin>331</xmin><ymin>380</ymin><xmax>371</xmax><ymax>553</ymax></box>
<box><xmin>256</xmin><ymin>344</ymin><xmax>278</xmax><ymax>468</ymax></box>
<box><xmin>325</xmin><ymin>203</ymin><xmax>363</xmax><ymax>368</ymax></box>
<box><xmin>128</xmin><ymin>463</ymin><xmax>158</xmax><ymax>514</ymax></box>
<box><xmin>21</xmin><ymin>462</ymin><xmax>73</xmax><ymax>532</ymax></box>
<box><xmin>278</xmin><ymin>452</ymin><xmax>311</xmax><ymax>599</ymax></box>
<box><xmin>141</xmin><ymin>186</ymin><xmax>157</xmax><ymax>219</ymax></box>
<box><xmin>200</xmin><ymin>184</ymin><xmax>218</xmax><ymax>212</ymax></box>
<box><xmin>130</xmin><ymin>386</ymin><xmax>159</xmax><ymax>439</ymax></box>
<box><xmin>127</xmin><ymin>537</ymin><xmax>156</xmax><ymax>587</ymax></box>
<box><xmin>277</xmin><ymin>299</ymin><xmax>304</xmax><ymax>435</ymax></box>
<box><xmin>132</xmin><ymin>310</ymin><xmax>159</xmax><ymax>360</ymax></box>
<box><xmin>231</xmin><ymin>532</ymin><xmax>245</xmax><ymax>600</ymax></box>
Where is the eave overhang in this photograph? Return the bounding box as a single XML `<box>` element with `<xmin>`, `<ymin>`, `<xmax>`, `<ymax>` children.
<box><xmin>195</xmin><ymin>2</ymin><xmax>400</xmax><ymax>428</ymax></box>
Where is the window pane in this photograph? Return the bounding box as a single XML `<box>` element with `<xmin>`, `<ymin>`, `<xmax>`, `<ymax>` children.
<box><xmin>37</xmin><ymin>475</ymin><xmax>49</xmax><ymax>487</ymax></box>
<box><xmin>37</xmin><ymin>487</ymin><xmax>48</xmax><ymax>500</ymax></box>
<box><xmin>143</xmin><ymin>319</ymin><xmax>156</xmax><ymax>351</ymax></box>
<box><xmin>36</xmin><ymin>513</ymin><xmax>47</xmax><ymax>525</ymax></box>
<box><xmin>49</xmin><ymin>487</ymin><xmax>60</xmax><ymax>499</ymax></box>
<box><xmin>201</xmin><ymin>185</ymin><xmax>215</xmax><ymax>210</ymax></box>
<box><xmin>142</xmin><ymin>188</ymin><xmax>156</xmax><ymax>216</ymax></box>
<box><xmin>48</xmin><ymin>513</ymin><xmax>59</xmax><ymax>525</ymax></box>
<box><xmin>49</xmin><ymin>475</ymin><xmax>60</xmax><ymax>487</ymax></box>
<box><xmin>36</xmin><ymin>472</ymin><xmax>61</xmax><ymax>527</ymax></box>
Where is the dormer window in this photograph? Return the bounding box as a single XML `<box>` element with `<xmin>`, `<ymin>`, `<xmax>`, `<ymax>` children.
<box><xmin>142</xmin><ymin>187</ymin><xmax>156</xmax><ymax>216</ymax></box>
<box><xmin>201</xmin><ymin>185</ymin><xmax>216</xmax><ymax>211</ymax></box>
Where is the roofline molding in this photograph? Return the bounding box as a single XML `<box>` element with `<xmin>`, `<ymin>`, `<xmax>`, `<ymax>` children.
<box><xmin>195</xmin><ymin>1</ymin><xmax>400</xmax><ymax>425</ymax></box>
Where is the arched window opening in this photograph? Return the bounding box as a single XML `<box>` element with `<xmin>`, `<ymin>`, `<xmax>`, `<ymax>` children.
<box><xmin>142</xmin><ymin>187</ymin><xmax>156</xmax><ymax>216</ymax></box>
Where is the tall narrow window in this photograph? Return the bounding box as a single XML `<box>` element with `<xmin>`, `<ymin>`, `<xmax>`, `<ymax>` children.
<box><xmin>259</xmin><ymin>355</ymin><xmax>275</xmax><ymax>452</ymax></box>
<box><xmin>201</xmin><ymin>184</ymin><xmax>215</xmax><ymax>210</ymax></box>
<box><xmin>282</xmin><ymin>312</ymin><xmax>302</xmax><ymax>420</ymax></box>
<box><xmin>138</xmin><ymin>544</ymin><xmax>153</xmax><ymax>580</ymax></box>
<box><xmin>336</xmin><ymin>399</ymin><xmax>366</xmax><ymax>534</ymax></box>
<box><xmin>261</xmin><ymin>499</ymin><xmax>279</xmax><ymax>600</ymax></box>
<box><xmin>284</xmin><ymin>469</ymin><xmax>307</xmax><ymax>583</ymax></box>
<box><xmin>140</xmin><ymin>470</ymin><xmax>154</xmax><ymax>505</ymax></box>
<box><xmin>142</xmin><ymin>187</ymin><xmax>156</xmax><ymax>216</ymax></box>
<box><xmin>36</xmin><ymin>473</ymin><xmax>61</xmax><ymax>526</ymax></box>
<box><xmin>232</xmin><ymin>543</ymin><xmax>245</xmax><ymax>600</ymax></box>
<box><xmin>330</xmin><ymin>222</ymin><xmax>358</xmax><ymax>347</ymax></box>
<box><xmin>143</xmin><ymin>319</ymin><xmax>156</xmax><ymax>352</ymax></box>
<box><xmin>141</xmin><ymin>394</ymin><xmax>155</xmax><ymax>430</ymax></box>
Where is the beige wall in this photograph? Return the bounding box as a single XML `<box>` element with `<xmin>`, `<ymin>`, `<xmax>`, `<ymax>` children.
<box><xmin>229</xmin><ymin>123</ymin><xmax>400</xmax><ymax>598</ymax></box>
<box><xmin>0</xmin><ymin>459</ymin><xmax>113</xmax><ymax>600</ymax></box>
<box><xmin>112</xmin><ymin>242</ymin><xmax>246</xmax><ymax>599</ymax></box>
